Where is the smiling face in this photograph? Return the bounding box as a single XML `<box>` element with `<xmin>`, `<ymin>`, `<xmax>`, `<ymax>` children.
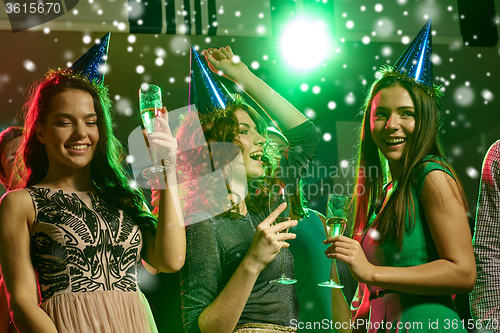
<box><xmin>370</xmin><ymin>84</ymin><xmax>416</xmax><ymax>175</ymax></box>
<box><xmin>36</xmin><ymin>89</ymin><xmax>100</xmax><ymax>173</ymax></box>
<box><xmin>234</xmin><ymin>109</ymin><xmax>266</xmax><ymax>180</ymax></box>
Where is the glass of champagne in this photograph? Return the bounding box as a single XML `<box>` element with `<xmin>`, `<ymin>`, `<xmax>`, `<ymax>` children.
<box><xmin>269</xmin><ymin>183</ymin><xmax>297</xmax><ymax>285</ymax></box>
<box><xmin>318</xmin><ymin>194</ymin><xmax>348</xmax><ymax>288</ymax></box>
<box><xmin>140</xmin><ymin>84</ymin><xmax>168</xmax><ymax>178</ymax></box>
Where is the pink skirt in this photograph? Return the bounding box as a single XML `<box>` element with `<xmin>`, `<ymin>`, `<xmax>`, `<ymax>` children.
<box><xmin>41</xmin><ymin>290</ymin><xmax>157</xmax><ymax>333</ymax></box>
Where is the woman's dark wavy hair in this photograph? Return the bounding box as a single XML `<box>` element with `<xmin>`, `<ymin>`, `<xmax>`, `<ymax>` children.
<box><xmin>348</xmin><ymin>75</ymin><xmax>467</xmax><ymax>250</ymax></box>
<box><xmin>176</xmin><ymin>97</ymin><xmax>277</xmax><ymax>219</ymax></box>
<box><xmin>17</xmin><ymin>70</ymin><xmax>156</xmax><ymax>231</ymax></box>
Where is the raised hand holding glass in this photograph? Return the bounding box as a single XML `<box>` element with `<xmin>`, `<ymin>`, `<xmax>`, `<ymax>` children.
<box><xmin>140</xmin><ymin>84</ymin><xmax>169</xmax><ymax>178</ymax></box>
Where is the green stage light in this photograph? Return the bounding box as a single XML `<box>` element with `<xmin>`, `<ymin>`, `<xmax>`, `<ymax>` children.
<box><xmin>280</xmin><ymin>18</ymin><xmax>330</xmax><ymax>70</ymax></box>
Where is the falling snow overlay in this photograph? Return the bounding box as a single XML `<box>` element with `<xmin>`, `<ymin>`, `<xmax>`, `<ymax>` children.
<box><xmin>0</xmin><ymin>0</ymin><xmax>497</xmax><ymax>289</ymax></box>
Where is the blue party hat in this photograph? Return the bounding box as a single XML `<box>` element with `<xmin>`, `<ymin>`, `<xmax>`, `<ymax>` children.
<box><xmin>393</xmin><ymin>19</ymin><xmax>432</xmax><ymax>87</ymax></box>
<box><xmin>69</xmin><ymin>32</ymin><xmax>110</xmax><ymax>85</ymax></box>
<box><xmin>189</xmin><ymin>46</ymin><xmax>235</xmax><ymax>118</ymax></box>
<box><xmin>380</xmin><ymin>19</ymin><xmax>442</xmax><ymax>98</ymax></box>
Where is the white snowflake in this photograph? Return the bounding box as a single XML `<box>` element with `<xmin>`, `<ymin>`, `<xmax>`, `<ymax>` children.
<box><xmin>374</xmin><ymin>18</ymin><xmax>394</xmax><ymax>37</ymax></box>
<box><xmin>382</xmin><ymin>46</ymin><xmax>392</xmax><ymax>56</ymax></box>
<box><xmin>481</xmin><ymin>89</ymin><xmax>494</xmax><ymax>101</ymax></box>
<box><xmin>305</xmin><ymin>108</ymin><xmax>316</xmax><ymax>119</ymax></box>
<box><xmin>466</xmin><ymin>167</ymin><xmax>479</xmax><ymax>179</ymax></box>
<box><xmin>126</xmin><ymin>155</ymin><xmax>135</xmax><ymax>164</ymax></box>
<box><xmin>452</xmin><ymin>146</ymin><xmax>462</xmax><ymax>156</ymax></box>
<box><xmin>345</xmin><ymin>93</ymin><xmax>355</xmax><ymax>105</ymax></box>
<box><xmin>23</xmin><ymin>60</ymin><xmax>36</xmax><ymax>72</ymax></box>
<box><xmin>369</xmin><ymin>229</ymin><xmax>380</xmax><ymax>241</ymax></box>
<box><xmin>431</xmin><ymin>53</ymin><xmax>442</xmax><ymax>65</ymax></box>
<box><xmin>453</xmin><ymin>86</ymin><xmax>475</xmax><ymax>107</ymax></box>
<box><xmin>116</xmin><ymin>98</ymin><xmax>133</xmax><ymax>116</ymax></box>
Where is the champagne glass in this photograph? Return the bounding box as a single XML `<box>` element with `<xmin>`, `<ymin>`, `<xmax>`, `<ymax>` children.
<box><xmin>269</xmin><ymin>183</ymin><xmax>297</xmax><ymax>285</ymax></box>
<box><xmin>318</xmin><ymin>194</ymin><xmax>348</xmax><ymax>288</ymax></box>
<box><xmin>140</xmin><ymin>84</ymin><xmax>169</xmax><ymax>178</ymax></box>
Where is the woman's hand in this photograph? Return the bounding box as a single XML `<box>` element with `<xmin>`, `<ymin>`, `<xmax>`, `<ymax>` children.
<box><xmin>203</xmin><ymin>46</ymin><xmax>249</xmax><ymax>83</ymax></box>
<box><xmin>244</xmin><ymin>203</ymin><xmax>298</xmax><ymax>273</ymax></box>
<box><xmin>324</xmin><ymin>235</ymin><xmax>375</xmax><ymax>284</ymax></box>
<box><xmin>148</xmin><ymin>108</ymin><xmax>177</xmax><ymax>171</ymax></box>
<box><xmin>141</xmin><ymin>108</ymin><xmax>185</xmax><ymax>273</ymax></box>
<box><xmin>203</xmin><ymin>45</ymin><xmax>308</xmax><ymax>130</ymax></box>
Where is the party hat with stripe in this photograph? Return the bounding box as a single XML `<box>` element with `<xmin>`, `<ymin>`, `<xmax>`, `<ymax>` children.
<box><xmin>380</xmin><ymin>19</ymin><xmax>441</xmax><ymax>98</ymax></box>
<box><xmin>189</xmin><ymin>46</ymin><xmax>236</xmax><ymax>122</ymax></box>
<box><xmin>69</xmin><ymin>32</ymin><xmax>110</xmax><ymax>85</ymax></box>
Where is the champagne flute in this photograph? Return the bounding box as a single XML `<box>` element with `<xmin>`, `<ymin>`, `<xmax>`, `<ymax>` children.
<box><xmin>269</xmin><ymin>183</ymin><xmax>297</xmax><ymax>285</ymax></box>
<box><xmin>318</xmin><ymin>194</ymin><xmax>348</xmax><ymax>288</ymax></box>
<box><xmin>139</xmin><ymin>84</ymin><xmax>169</xmax><ymax>178</ymax></box>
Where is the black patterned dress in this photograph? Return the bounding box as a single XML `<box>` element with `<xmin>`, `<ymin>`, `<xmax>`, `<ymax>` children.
<box><xmin>26</xmin><ymin>187</ymin><xmax>157</xmax><ymax>333</ymax></box>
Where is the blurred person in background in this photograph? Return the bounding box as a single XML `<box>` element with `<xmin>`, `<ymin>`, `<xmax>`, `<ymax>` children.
<box><xmin>0</xmin><ymin>126</ymin><xmax>23</xmax><ymax>192</ymax></box>
<box><xmin>470</xmin><ymin>140</ymin><xmax>500</xmax><ymax>331</ymax></box>
<box><xmin>0</xmin><ymin>126</ymin><xmax>23</xmax><ymax>333</ymax></box>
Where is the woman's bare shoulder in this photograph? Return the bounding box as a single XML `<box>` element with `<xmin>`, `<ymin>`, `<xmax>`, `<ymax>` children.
<box><xmin>421</xmin><ymin>170</ymin><xmax>460</xmax><ymax>198</ymax></box>
<box><xmin>1</xmin><ymin>189</ymin><xmax>32</xmax><ymax>205</ymax></box>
